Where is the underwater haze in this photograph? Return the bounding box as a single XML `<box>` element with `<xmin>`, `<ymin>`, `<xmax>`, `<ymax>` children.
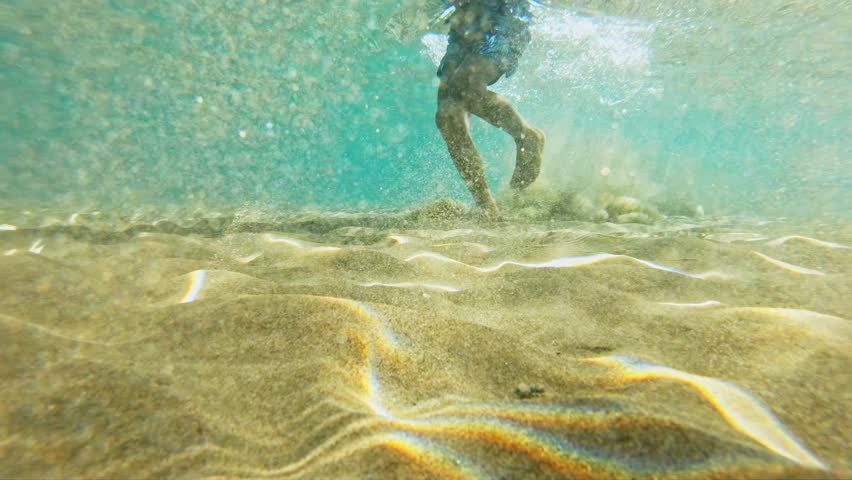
<box><xmin>1</xmin><ymin>0</ymin><xmax>849</xmax><ymax>217</ymax></box>
<box><xmin>1</xmin><ymin>1</ymin><xmax>851</xmax><ymax>479</ymax></box>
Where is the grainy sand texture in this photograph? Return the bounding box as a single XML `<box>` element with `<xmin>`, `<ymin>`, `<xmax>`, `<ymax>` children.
<box><xmin>1</xmin><ymin>210</ymin><xmax>849</xmax><ymax>479</ymax></box>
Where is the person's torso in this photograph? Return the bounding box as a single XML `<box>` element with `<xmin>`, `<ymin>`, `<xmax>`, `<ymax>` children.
<box><xmin>447</xmin><ymin>0</ymin><xmax>531</xmax><ymax>47</ymax></box>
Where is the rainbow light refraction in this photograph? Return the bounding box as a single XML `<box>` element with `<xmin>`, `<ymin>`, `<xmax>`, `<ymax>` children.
<box><xmin>200</xmin><ymin>295</ymin><xmax>832</xmax><ymax>479</ymax></box>
<box><xmin>588</xmin><ymin>355</ymin><xmax>827</xmax><ymax>470</ymax></box>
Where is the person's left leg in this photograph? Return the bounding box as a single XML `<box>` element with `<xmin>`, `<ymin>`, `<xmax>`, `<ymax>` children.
<box><xmin>463</xmin><ymin>87</ymin><xmax>545</xmax><ymax>190</ymax></box>
<box><xmin>451</xmin><ymin>56</ymin><xmax>545</xmax><ymax>190</ymax></box>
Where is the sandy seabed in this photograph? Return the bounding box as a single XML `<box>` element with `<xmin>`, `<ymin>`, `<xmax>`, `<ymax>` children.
<box><xmin>1</xmin><ymin>211</ymin><xmax>850</xmax><ymax>479</ymax></box>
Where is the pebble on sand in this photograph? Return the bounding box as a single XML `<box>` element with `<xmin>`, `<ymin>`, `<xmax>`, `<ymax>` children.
<box><xmin>514</xmin><ymin>383</ymin><xmax>545</xmax><ymax>399</ymax></box>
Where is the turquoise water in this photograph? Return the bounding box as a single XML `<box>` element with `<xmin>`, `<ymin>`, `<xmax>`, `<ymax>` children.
<box><xmin>2</xmin><ymin>0</ymin><xmax>849</xmax><ymax>218</ymax></box>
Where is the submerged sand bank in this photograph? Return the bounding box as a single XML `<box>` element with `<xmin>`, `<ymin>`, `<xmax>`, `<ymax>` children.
<box><xmin>1</xmin><ymin>213</ymin><xmax>849</xmax><ymax>478</ymax></box>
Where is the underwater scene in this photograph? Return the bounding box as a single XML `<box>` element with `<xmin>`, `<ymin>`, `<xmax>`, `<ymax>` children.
<box><xmin>1</xmin><ymin>0</ymin><xmax>850</xmax><ymax>478</ymax></box>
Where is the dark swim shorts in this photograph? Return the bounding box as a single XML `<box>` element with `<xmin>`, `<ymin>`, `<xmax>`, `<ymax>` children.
<box><xmin>437</xmin><ymin>0</ymin><xmax>533</xmax><ymax>84</ymax></box>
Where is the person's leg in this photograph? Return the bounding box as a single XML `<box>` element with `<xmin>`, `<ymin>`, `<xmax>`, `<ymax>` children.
<box><xmin>464</xmin><ymin>88</ymin><xmax>545</xmax><ymax>189</ymax></box>
<box><xmin>453</xmin><ymin>57</ymin><xmax>545</xmax><ymax>189</ymax></box>
<box><xmin>435</xmin><ymin>82</ymin><xmax>499</xmax><ymax>219</ymax></box>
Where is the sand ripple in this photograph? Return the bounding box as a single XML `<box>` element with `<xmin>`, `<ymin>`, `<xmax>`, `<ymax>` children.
<box><xmin>766</xmin><ymin>235</ymin><xmax>849</xmax><ymax>249</ymax></box>
<box><xmin>405</xmin><ymin>251</ymin><xmax>721</xmax><ymax>279</ymax></box>
<box><xmin>752</xmin><ymin>252</ymin><xmax>826</xmax><ymax>275</ymax></box>
<box><xmin>1</xmin><ymin>217</ymin><xmax>849</xmax><ymax>478</ymax></box>
<box><xmin>589</xmin><ymin>355</ymin><xmax>826</xmax><ymax>469</ymax></box>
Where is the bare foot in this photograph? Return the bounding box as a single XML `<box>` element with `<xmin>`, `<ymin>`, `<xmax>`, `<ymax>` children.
<box><xmin>510</xmin><ymin>127</ymin><xmax>545</xmax><ymax>190</ymax></box>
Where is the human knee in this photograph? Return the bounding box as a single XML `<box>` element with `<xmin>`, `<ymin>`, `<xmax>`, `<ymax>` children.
<box><xmin>435</xmin><ymin>103</ymin><xmax>460</xmax><ymax>129</ymax></box>
<box><xmin>435</xmin><ymin>109</ymin><xmax>449</xmax><ymax>130</ymax></box>
<box><xmin>457</xmin><ymin>81</ymin><xmax>489</xmax><ymax>104</ymax></box>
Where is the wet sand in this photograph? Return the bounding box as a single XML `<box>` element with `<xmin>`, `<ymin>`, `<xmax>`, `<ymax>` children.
<box><xmin>0</xmin><ymin>211</ymin><xmax>850</xmax><ymax>479</ymax></box>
